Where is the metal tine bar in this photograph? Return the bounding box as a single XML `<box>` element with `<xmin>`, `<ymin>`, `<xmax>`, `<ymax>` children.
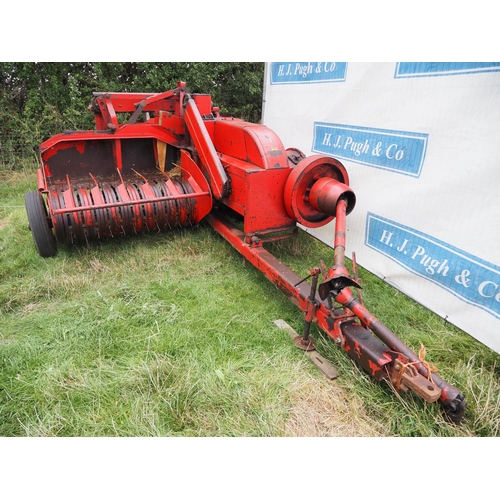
<box><xmin>50</xmin><ymin>191</ymin><xmax>209</xmax><ymax>215</ymax></box>
<box><xmin>132</xmin><ymin>169</ymin><xmax>158</xmax><ymax>230</ymax></box>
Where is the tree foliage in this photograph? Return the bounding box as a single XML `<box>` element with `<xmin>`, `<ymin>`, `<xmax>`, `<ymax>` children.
<box><xmin>0</xmin><ymin>62</ymin><xmax>265</xmax><ymax>166</ymax></box>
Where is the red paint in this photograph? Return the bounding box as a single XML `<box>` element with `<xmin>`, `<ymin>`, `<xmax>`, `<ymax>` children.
<box><xmin>368</xmin><ymin>359</ymin><xmax>382</xmax><ymax>377</ymax></box>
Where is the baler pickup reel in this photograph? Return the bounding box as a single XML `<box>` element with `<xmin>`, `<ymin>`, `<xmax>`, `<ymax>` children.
<box><xmin>25</xmin><ymin>82</ymin><xmax>466</xmax><ymax>425</ymax></box>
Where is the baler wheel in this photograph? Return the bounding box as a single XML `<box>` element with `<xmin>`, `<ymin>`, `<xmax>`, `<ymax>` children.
<box><xmin>25</xmin><ymin>190</ymin><xmax>57</xmax><ymax>258</ymax></box>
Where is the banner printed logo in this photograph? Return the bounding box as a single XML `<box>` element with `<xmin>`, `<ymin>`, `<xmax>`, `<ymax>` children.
<box><xmin>394</xmin><ymin>62</ymin><xmax>500</xmax><ymax>78</ymax></box>
<box><xmin>312</xmin><ymin>123</ymin><xmax>428</xmax><ymax>177</ymax></box>
<box><xmin>270</xmin><ymin>62</ymin><xmax>347</xmax><ymax>84</ymax></box>
<box><xmin>365</xmin><ymin>213</ymin><xmax>500</xmax><ymax>320</ymax></box>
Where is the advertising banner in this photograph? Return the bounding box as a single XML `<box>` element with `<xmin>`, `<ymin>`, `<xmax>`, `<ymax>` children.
<box><xmin>262</xmin><ymin>62</ymin><xmax>500</xmax><ymax>354</ymax></box>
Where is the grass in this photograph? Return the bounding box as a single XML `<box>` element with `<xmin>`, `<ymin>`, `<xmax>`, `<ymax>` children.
<box><xmin>1</xmin><ymin>162</ymin><xmax>500</xmax><ymax>437</ymax></box>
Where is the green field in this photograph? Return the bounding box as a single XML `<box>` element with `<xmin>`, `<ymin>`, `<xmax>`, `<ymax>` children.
<box><xmin>1</xmin><ymin>163</ymin><xmax>499</xmax><ymax>437</ymax></box>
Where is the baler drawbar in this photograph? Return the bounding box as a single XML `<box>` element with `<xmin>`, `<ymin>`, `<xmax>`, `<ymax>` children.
<box><xmin>25</xmin><ymin>82</ymin><xmax>466</xmax><ymax>424</ymax></box>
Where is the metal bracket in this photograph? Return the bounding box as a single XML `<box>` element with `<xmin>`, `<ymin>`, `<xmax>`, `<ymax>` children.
<box><xmin>391</xmin><ymin>357</ymin><xmax>442</xmax><ymax>403</ymax></box>
<box><xmin>274</xmin><ymin>319</ymin><xmax>338</xmax><ymax>380</ymax></box>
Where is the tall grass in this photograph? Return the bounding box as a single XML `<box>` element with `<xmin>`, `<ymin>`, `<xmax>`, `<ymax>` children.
<box><xmin>1</xmin><ymin>162</ymin><xmax>499</xmax><ymax>437</ymax></box>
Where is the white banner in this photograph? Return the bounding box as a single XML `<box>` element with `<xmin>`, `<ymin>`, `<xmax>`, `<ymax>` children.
<box><xmin>263</xmin><ymin>62</ymin><xmax>500</xmax><ymax>354</ymax></box>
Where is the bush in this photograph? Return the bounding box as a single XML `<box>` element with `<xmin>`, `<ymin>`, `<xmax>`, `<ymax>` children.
<box><xmin>0</xmin><ymin>62</ymin><xmax>265</xmax><ymax>167</ymax></box>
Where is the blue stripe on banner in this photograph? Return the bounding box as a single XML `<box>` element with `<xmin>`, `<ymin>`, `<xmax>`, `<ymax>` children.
<box><xmin>394</xmin><ymin>62</ymin><xmax>500</xmax><ymax>78</ymax></box>
<box><xmin>312</xmin><ymin>123</ymin><xmax>428</xmax><ymax>177</ymax></box>
<box><xmin>269</xmin><ymin>62</ymin><xmax>347</xmax><ymax>84</ymax></box>
<box><xmin>365</xmin><ymin>213</ymin><xmax>500</xmax><ymax>319</ymax></box>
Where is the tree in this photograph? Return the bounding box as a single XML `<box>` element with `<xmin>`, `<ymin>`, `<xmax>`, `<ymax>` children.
<box><xmin>0</xmin><ymin>62</ymin><xmax>265</xmax><ymax>166</ymax></box>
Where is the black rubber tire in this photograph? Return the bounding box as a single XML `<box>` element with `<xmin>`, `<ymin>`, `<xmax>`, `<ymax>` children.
<box><xmin>25</xmin><ymin>190</ymin><xmax>57</xmax><ymax>258</ymax></box>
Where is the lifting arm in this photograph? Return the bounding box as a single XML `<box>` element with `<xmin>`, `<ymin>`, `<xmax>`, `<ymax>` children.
<box><xmin>183</xmin><ymin>93</ymin><xmax>230</xmax><ymax>200</ymax></box>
